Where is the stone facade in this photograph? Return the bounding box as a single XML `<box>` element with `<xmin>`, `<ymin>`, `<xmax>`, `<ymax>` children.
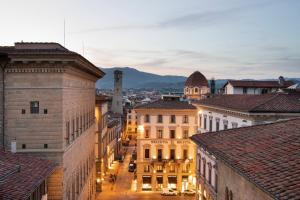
<box><xmin>111</xmin><ymin>70</ymin><xmax>123</xmax><ymax>114</ymax></box>
<box><xmin>0</xmin><ymin>42</ymin><xmax>104</xmax><ymax>200</ymax></box>
<box><xmin>135</xmin><ymin>107</ymin><xmax>198</xmax><ymax>192</ymax></box>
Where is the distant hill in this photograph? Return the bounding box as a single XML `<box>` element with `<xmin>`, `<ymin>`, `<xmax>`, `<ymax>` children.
<box><xmin>96</xmin><ymin>67</ymin><xmax>299</xmax><ymax>90</ymax></box>
<box><xmin>96</xmin><ymin>67</ymin><xmax>187</xmax><ymax>89</ymax></box>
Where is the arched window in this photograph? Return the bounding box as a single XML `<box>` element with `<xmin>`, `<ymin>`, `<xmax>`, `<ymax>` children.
<box><xmin>194</xmin><ymin>87</ymin><xmax>199</xmax><ymax>93</ymax></box>
<box><xmin>225</xmin><ymin>187</ymin><xmax>229</xmax><ymax>200</ymax></box>
<box><xmin>229</xmin><ymin>190</ymin><xmax>233</xmax><ymax>200</ymax></box>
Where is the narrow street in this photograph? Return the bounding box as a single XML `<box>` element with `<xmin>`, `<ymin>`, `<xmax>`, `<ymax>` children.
<box><xmin>97</xmin><ymin>146</ymin><xmax>195</xmax><ymax>200</ymax></box>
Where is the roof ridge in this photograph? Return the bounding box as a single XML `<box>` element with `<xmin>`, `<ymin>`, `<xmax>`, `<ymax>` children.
<box><xmin>249</xmin><ymin>93</ymin><xmax>280</xmax><ymax>111</ymax></box>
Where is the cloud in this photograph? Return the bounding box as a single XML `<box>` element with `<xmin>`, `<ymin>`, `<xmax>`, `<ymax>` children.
<box><xmin>71</xmin><ymin>0</ymin><xmax>281</xmax><ymax>34</ymax></box>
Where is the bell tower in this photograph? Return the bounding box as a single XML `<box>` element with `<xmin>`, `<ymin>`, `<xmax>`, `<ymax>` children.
<box><xmin>112</xmin><ymin>70</ymin><xmax>123</xmax><ymax>114</ymax></box>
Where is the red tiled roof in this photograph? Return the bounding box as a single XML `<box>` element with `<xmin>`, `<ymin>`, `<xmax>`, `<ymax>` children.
<box><xmin>134</xmin><ymin>99</ymin><xmax>197</xmax><ymax>110</ymax></box>
<box><xmin>225</xmin><ymin>80</ymin><xmax>294</xmax><ymax>88</ymax></box>
<box><xmin>195</xmin><ymin>93</ymin><xmax>300</xmax><ymax>113</ymax></box>
<box><xmin>191</xmin><ymin>118</ymin><xmax>300</xmax><ymax>199</ymax></box>
<box><xmin>0</xmin><ymin>150</ymin><xmax>57</xmax><ymax>200</ymax></box>
<box><xmin>185</xmin><ymin>71</ymin><xmax>209</xmax><ymax>87</ymax></box>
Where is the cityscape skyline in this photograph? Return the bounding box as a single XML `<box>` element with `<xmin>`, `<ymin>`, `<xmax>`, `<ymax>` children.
<box><xmin>1</xmin><ymin>0</ymin><xmax>300</xmax><ymax>79</ymax></box>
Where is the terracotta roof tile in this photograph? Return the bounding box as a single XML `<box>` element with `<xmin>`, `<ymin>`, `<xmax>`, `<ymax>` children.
<box><xmin>226</xmin><ymin>80</ymin><xmax>294</xmax><ymax>88</ymax></box>
<box><xmin>185</xmin><ymin>71</ymin><xmax>209</xmax><ymax>87</ymax></box>
<box><xmin>0</xmin><ymin>150</ymin><xmax>57</xmax><ymax>200</ymax></box>
<box><xmin>191</xmin><ymin>118</ymin><xmax>300</xmax><ymax>199</ymax></box>
<box><xmin>195</xmin><ymin>93</ymin><xmax>300</xmax><ymax>113</ymax></box>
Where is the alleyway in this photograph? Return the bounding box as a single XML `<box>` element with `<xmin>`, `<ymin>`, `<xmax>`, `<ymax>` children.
<box><xmin>96</xmin><ymin>146</ymin><xmax>195</xmax><ymax>200</ymax></box>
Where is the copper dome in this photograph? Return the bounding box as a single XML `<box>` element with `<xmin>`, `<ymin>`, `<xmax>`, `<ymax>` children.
<box><xmin>185</xmin><ymin>71</ymin><xmax>209</xmax><ymax>87</ymax></box>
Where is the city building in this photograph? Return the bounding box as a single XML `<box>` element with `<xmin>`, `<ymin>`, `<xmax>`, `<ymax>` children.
<box><xmin>195</xmin><ymin>92</ymin><xmax>300</xmax><ymax>133</ymax></box>
<box><xmin>184</xmin><ymin>71</ymin><xmax>210</xmax><ymax>100</ymax></box>
<box><xmin>222</xmin><ymin>77</ymin><xmax>294</xmax><ymax>95</ymax></box>
<box><xmin>111</xmin><ymin>70</ymin><xmax>123</xmax><ymax>114</ymax></box>
<box><xmin>0</xmin><ymin>42</ymin><xmax>104</xmax><ymax>200</ymax></box>
<box><xmin>95</xmin><ymin>94</ymin><xmax>109</xmax><ymax>192</ymax></box>
<box><xmin>126</xmin><ymin>109</ymin><xmax>138</xmax><ymax>140</ymax></box>
<box><xmin>191</xmin><ymin>118</ymin><xmax>300</xmax><ymax>200</ymax></box>
<box><xmin>0</xmin><ymin>149</ymin><xmax>56</xmax><ymax>200</ymax></box>
<box><xmin>135</xmin><ymin>97</ymin><xmax>198</xmax><ymax>192</ymax></box>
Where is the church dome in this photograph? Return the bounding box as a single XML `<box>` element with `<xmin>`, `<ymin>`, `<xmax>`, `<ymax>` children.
<box><xmin>185</xmin><ymin>71</ymin><xmax>208</xmax><ymax>87</ymax></box>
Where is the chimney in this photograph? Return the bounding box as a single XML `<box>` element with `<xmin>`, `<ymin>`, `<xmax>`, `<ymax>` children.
<box><xmin>11</xmin><ymin>140</ymin><xmax>17</xmax><ymax>153</ymax></box>
<box><xmin>210</xmin><ymin>78</ymin><xmax>216</xmax><ymax>95</ymax></box>
<box><xmin>278</xmin><ymin>76</ymin><xmax>285</xmax><ymax>86</ymax></box>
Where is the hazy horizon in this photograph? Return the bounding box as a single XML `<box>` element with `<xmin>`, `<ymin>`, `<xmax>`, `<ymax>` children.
<box><xmin>1</xmin><ymin>0</ymin><xmax>300</xmax><ymax>79</ymax></box>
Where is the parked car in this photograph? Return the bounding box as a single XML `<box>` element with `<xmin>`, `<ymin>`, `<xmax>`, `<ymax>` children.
<box><xmin>128</xmin><ymin>162</ymin><xmax>136</xmax><ymax>172</ymax></box>
<box><xmin>182</xmin><ymin>189</ymin><xmax>196</xmax><ymax>196</ymax></box>
<box><xmin>161</xmin><ymin>188</ymin><xmax>178</xmax><ymax>196</ymax></box>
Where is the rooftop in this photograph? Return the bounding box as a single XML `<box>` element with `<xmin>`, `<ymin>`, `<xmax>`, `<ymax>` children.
<box><xmin>185</xmin><ymin>71</ymin><xmax>209</xmax><ymax>87</ymax></box>
<box><xmin>195</xmin><ymin>92</ymin><xmax>300</xmax><ymax>113</ymax></box>
<box><xmin>0</xmin><ymin>150</ymin><xmax>57</xmax><ymax>200</ymax></box>
<box><xmin>224</xmin><ymin>80</ymin><xmax>294</xmax><ymax>88</ymax></box>
<box><xmin>191</xmin><ymin>118</ymin><xmax>300</xmax><ymax>200</ymax></box>
<box><xmin>0</xmin><ymin>42</ymin><xmax>105</xmax><ymax>78</ymax></box>
<box><xmin>134</xmin><ymin>99</ymin><xmax>197</xmax><ymax>110</ymax></box>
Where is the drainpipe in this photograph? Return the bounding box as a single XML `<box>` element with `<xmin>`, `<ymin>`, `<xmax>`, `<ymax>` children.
<box><xmin>0</xmin><ymin>53</ymin><xmax>11</xmax><ymax>149</ymax></box>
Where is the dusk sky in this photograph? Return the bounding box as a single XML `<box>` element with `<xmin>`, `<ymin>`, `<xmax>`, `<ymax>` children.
<box><xmin>1</xmin><ymin>0</ymin><xmax>300</xmax><ymax>79</ymax></box>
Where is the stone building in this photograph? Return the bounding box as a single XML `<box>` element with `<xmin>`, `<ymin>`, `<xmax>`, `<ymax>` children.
<box><xmin>222</xmin><ymin>78</ymin><xmax>294</xmax><ymax>95</ymax></box>
<box><xmin>111</xmin><ymin>70</ymin><xmax>123</xmax><ymax>114</ymax></box>
<box><xmin>184</xmin><ymin>71</ymin><xmax>210</xmax><ymax>100</ymax></box>
<box><xmin>192</xmin><ymin>92</ymin><xmax>300</xmax><ymax>200</ymax></box>
<box><xmin>134</xmin><ymin>96</ymin><xmax>198</xmax><ymax>192</ymax></box>
<box><xmin>191</xmin><ymin>118</ymin><xmax>300</xmax><ymax>200</ymax></box>
<box><xmin>195</xmin><ymin>92</ymin><xmax>300</xmax><ymax>134</ymax></box>
<box><xmin>95</xmin><ymin>94</ymin><xmax>109</xmax><ymax>192</ymax></box>
<box><xmin>126</xmin><ymin>108</ymin><xmax>138</xmax><ymax>140</ymax></box>
<box><xmin>0</xmin><ymin>42</ymin><xmax>104</xmax><ymax>200</ymax></box>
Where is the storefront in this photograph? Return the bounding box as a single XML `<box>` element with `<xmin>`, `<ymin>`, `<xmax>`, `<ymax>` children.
<box><xmin>156</xmin><ymin>176</ymin><xmax>163</xmax><ymax>191</ymax></box>
<box><xmin>142</xmin><ymin>176</ymin><xmax>152</xmax><ymax>191</ymax></box>
<box><xmin>168</xmin><ymin>176</ymin><xmax>177</xmax><ymax>190</ymax></box>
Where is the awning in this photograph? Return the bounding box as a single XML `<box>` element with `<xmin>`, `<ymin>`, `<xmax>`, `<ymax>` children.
<box><xmin>168</xmin><ymin>176</ymin><xmax>177</xmax><ymax>184</ymax></box>
<box><xmin>156</xmin><ymin>176</ymin><xmax>163</xmax><ymax>184</ymax></box>
<box><xmin>143</xmin><ymin>176</ymin><xmax>152</xmax><ymax>184</ymax></box>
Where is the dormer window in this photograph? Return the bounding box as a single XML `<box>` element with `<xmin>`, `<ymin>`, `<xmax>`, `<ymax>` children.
<box><xmin>194</xmin><ymin>88</ymin><xmax>199</xmax><ymax>93</ymax></box>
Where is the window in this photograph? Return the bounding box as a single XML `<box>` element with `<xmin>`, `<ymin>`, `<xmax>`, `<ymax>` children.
<box><xmin>225</xmin><ymin>187</ymin><xmax>229</xmax><ymax>200</ymax></box>
<box><xmin>229</xmin><ymin>190</ymin><xmax>233</xmax><ymax>200</ymax></box>
<box><xmin>144</xmin><ymin>165</ymin><xmax>150</xmax><ymax>172</ymax></box>
<box><xmin>209</xmin><ymin>117</ymin><xmax>213</xmax><ymax>132</ymax></box>
<box><xmin>224</xmin><ymin>120</ymin><xmax>228</xmax><ymax>130</ymax></box>
<box><xmin>232</xmin><ymin>122</ymin><xmax>238</xmax><ymax>129</ymax></box>
<box><xmin>21</xmin><ymin>109</ymin><xmax>26</xmax><ymax>114</ymax></box>
<box><xmin>145</xmin><ymin>129</ymin><xmax>150</xmax><ymax>138</ymax></box>
<box><xmin>169</xmin><ymin>164</ymin><xmax>175</xmax><ymax>173</ymax></box>
<box><xmin>44</xmin><ymin>109</ymin><xmax>48</xmax><ymax>114</ymax></box>
<box><xmin>170</xmin><ymin>130</ymin><xmax>175</xmax><ymax>139</ymax></box>
<box><xmin>203</xmin><ymin>159</ymin><xmax>206</xmax><ymax>178</ymax></box>
<box><xmin>157</xmin><ymin>115</ymin><xmax>163</xmax><ymax>123</ymax></box>
<box><xmin>144</xmin><ymin>149</ymin><xmax>150</xmax><ymax>159</ymax></box>
<box><xmin>199</xmin><ymin>114</ymin><xmax>202</xmax><ymax>127</ymax></box>
<box><xmin>243</xmin><ymin>87</ymin><xmax>248</xmax><ymax>94</ymax></box>
<box><xmin>194</xmin><ymin>88</ymin><xmax>199</xmax><ymax>93</ymax></box>
<box><xmin>128</xmin><ymin>115</ymin><xmax>131</xmax><ymax>119</ymax></box>
<box><xmin>183</xmin><ymin>115</ymin><xmax>189</xmax><ymax>123</ymax></box>
<box><xmin>216</xmin><ymin>119</ymin><xmax>220</xmax><ymax>131</ymax></box>
<box><xmin>156</xmin><ymin>165</ymin><xmax>163</xmax><ymax>172</ymax></box>
<box><xmin>145</xmin><ymin>114</ymin><xmax>150</xmax><ymax>123</ymax></box>
<box><xmin>128</xmin><ymin>121</ymin><xmax>131</xmax><ymax>125</ymax></box>
<box><xmin>66</xmin><ymin>121</ymin><xmax>70</xmax><ymax>145</ymax></box>
<box><xmin>170</xmin><ymin>115</ymin><xmax>176</xmax><ymax>123</ymax></box>
<box><xmin>30</xmin><ymin>101</ymin><xmax>39</xmax><ymax>114</ymax></box>
<box><xmin>204</xmin><ymin>116</ymin><xmax>207</xmax><ymax>130</ymax></box>
<box><xmin>72</xmin><ymin>119</ymin><xmax>75</xmax><ymax>141</ymax></box>
<box><xmin>157</xmin><ymin>130</ymin><xmax>163</xmax><ymax>139</ymax></box>
<box><xmin>170</xmin><ymin>149</ymin><xmax>175</xmax><ymax>160</ymax></box>
<box><xmin>183</xmin><ymin>130</ymin><xmax>189</xmax><ymax>139</ymax></box>
<box><xmin>183</xmin><ymin>149</ymin><xmax>188</xmax><ymax>159</ymax></box>
<box><xmin>182</xmin><ymin>163</ymin><xmax>190</xmax><ymax>173</ymax></box>
<box><xmin>44</xmin><ymin>144</ymin><xmax>48</xmax><ymax>149</ymax></box>
<box><xmin>198</xmin><ymin>157</ymin><xmax>201</xmax><ymax>173</ymax></box>
<box><xmin>22</xmin><ymin>144</ymin><xmax>26</xmax><ymax>149</ymax></box>
<box><xmin>157</xmin><ymin>149</ymin><xmax>162</xmax><ymax>160</ymax></box>
<box><xmin>208</xmin><ymin>164</ymin><xmax>212</xmax><ymax>184</ymax></box>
